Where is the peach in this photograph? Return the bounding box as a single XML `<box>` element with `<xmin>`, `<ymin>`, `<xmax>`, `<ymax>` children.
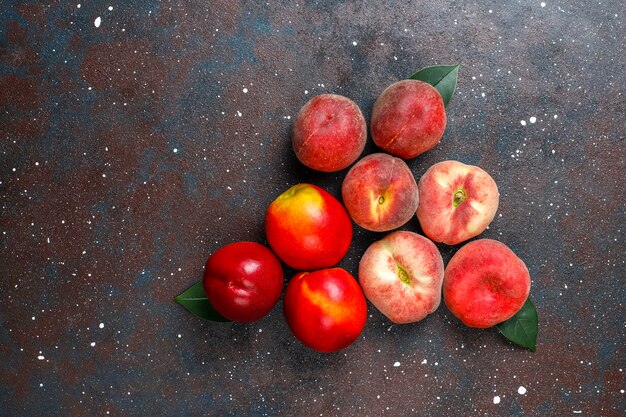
<box><xmin>341</xmin><ymin>153</ymin><xmax>419</xmax><ymax>232</ymax></box>
<box><xmin>292</xmin><ymin>94</ymin><xmax>367</xmax><ymax>172</ymax></box>
<box><xmin>443</xmin><ymin>239</ymin><xmax>531</xmax><ymax>328</ymax></box>
<box><xmin>370</xmin><ymin>79</ymin><xmax>446</xmax><ymax>159</ymax></box>
<box><xmin>417</xmin><ymin>160</ymin><xmax>499</xmax><ymax>245</ymax></box>
<box><xmin>359</xmin><ymin>231</ymin><xmax>444</xmax><ymax>324</ymax></box>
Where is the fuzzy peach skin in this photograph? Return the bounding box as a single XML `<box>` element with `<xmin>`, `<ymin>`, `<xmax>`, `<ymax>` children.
<box><xmin>370</xmin><ymin>79</ymin><xmax>446</xmax><ymax>159</ymax></box>
<box><xmin>417</xmin><ymin>160</ymin><xmax>499</xmax><ymax>245</ymax></box>
<box><xmin>284</xmin><ymin>268</ymin><xmax>367</xmax><ymax>352</ymax></box>
<box><xmin>359</xmin><ymin>231</ymin><xmax>444</xmax><ymax>324</ymax></box>
<box><xmin>292</xmin><ymin>94</ymin><xmax>367</xmax><ymax>172</ymax></box>
<box><xmin>443</xmin><ymin>239</ymin><xmax>531</xmax><ymax>328</ymax></box>
<box><xmin>265</xmin><ymin>183</ymin><xmax>352</xmax><ymax>271</ymax></box>
<box><xmin>341</xmin><ymin>153</ymin><xmax>419</xmax><ymax>232</ymax></box>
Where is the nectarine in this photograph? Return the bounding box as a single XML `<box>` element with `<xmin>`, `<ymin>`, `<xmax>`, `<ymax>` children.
<box><xmin>203</xmin><ymin>242</ymin><xmax>284</xmax><ymax>323</ymax></box>
<box><xmin>283</xmin><ymin>268</ymin><xmax>367</xmax><ymax>352</ymax></box>
<box><xmin>265</xmin><ymin>183</ymin><xmax>352</xmax><ymax>270</ymax></box>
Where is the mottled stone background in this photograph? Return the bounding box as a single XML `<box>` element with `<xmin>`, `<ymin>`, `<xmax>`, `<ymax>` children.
<box><xmin>1</xmin><ymin>1</ymin><xmax>624</xmax><ymax>416</ymax></box>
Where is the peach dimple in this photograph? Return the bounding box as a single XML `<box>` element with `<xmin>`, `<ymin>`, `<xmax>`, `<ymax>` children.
<box><xmin>342</xmin><ymin>153</ymin><xmax>419</xmax><ymax>232</ymax></box>
<box><xmin>417</xmin><ymin>160</ymin><xmax>499</xmax><ymax>245</ymax></box>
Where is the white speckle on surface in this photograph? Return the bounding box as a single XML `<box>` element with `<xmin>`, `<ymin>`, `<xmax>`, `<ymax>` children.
<box><xmin>94</xmin><ymin>17</ymin><xmax>101</xmax><ymax>28</ymax></box>
<box><xmin>236</xmin><ymin>110</ymin><xmax>242</xmax><ymax>117</ymax></box>
<box><xmin>37</xmin><ymin>355</ymin><xmax>44</xmax><ymax>360</ymax></box>
<box><xmin>242</xmin><ymin>87</ymin><xmax>248</xmax><ymax>93</ymax></box>
<box><xmin>554</xmin><ymin>114</ymin><xmax>558</xmax><ymax>119</ymax></box>
<box><xmin>518</xmin><ymin>386</ymin><xmax>527</xmax><ymax>395</ymax></box>
<box><xmin>352</xmin><ymin>41</ymin><xmax>357</xmax><ymax>46</ymax></box>
<box><xmin>77</xmin><ymin>4</ymin><xmax>81</xmax><ymax>8</ymax></box>
<box><xmin>32</xmin><ymin>316</ymin><xmax>36</xmax><ymax>320</ymax></box>
<box><xmin>520</xmin><ymin>120</ymin><xmax>527</xmax><ymax>126</ymax></box>
<box><xmin>529</xmin><ymin>116</ymin><xmax>537</xmax><ymax>123</ymax></box>
<box><xmin>421</xmin><ymin>359</ymin><xmax>427</xmax><ymax>364</ymax></box>
<box><xmin>40</xmin><ymin>383</ymin><xmax>43</xmax><ymax>387</ymax></box>
<box><xmin>393</xmin><ymin>361</ymin><xmax>401</xmax><ymax>367</ymax></box>
<box><xmin>481</xmin><ymin>92</ymin><xmax>485</xmax><ymax>97</ymax></box>
<box><xmin>493</xmin><ymin>396</ymin><xmax>501</xmax><ymax>404</ymax></box>
<box><xmin>552</xmin><ymin>149</ymin><xmax>556</xmax><ymax>154</ymax></box>
<box><xmin>108</xmin><ymin>6</ymin><xmax>113</xmax><ymax>11</ymax></box>
<box><xmin>99</xmin><ymin>323</ymin><xmax>104</xmax><ymax>329</ymax></box>
<box><xmin>173</xmin><ymin>148</ymin><xmax>178</xmax><ymax>153</ymax></box>
<box><xmin>304</xmin><ymin>90</ymin><xmax>309</xmax><ymax>94</ymax></box>
<box><xmin>541</xmin><ymin>2</ymin><xmax>546</xmax><ymax>7</ymax></box>
<box><xmin>90</xmin><ymin>342</ymin><xmax>96</xmax><ymax>347</ymax></box>
<box><xmin>177</xmin><ymin>334</ymin><xmax>182</xmax><ymax>338</ymax></box>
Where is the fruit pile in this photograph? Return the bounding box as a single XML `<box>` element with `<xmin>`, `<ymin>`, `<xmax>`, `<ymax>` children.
<box><xmin>175</xmin><ymin>65</ymin><xmax>538</xmax><ymax>353</ymax></box>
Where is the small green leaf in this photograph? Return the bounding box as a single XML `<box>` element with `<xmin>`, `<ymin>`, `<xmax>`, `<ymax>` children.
<box><xmin>409</xmin><ymin>64</ymin><xmax>460</xmax><ymax>107</ymax></box>
<box><xmin>174</xmin><ymin>282</ymin><xmax>231</xmax><ymax>322</ymax></box>
<box><xmin>497</xmin><ymin>298</ymin><xmax>538</xmax><ymax>352</ymax></box>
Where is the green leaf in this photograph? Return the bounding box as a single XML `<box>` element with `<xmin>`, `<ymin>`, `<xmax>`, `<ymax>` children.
<box><xmin>174</xmin><ymin>281</ymin><xmax>231</xmax><ymax>322</ymax></box>
<box><xmin>497</xmin><ymin>298</ymin><xmax>538</xmax><ymax>352</ymax></box>
<box><xmin>409</xmin><ymin>64</ymin><xmax>460</xmax><ymax>107</ymax></box>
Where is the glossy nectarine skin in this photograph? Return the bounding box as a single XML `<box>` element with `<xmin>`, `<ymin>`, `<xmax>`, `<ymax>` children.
<box><xmin>341</xmin><ymin>153</ymin><xmax>419</xmax><ymax>232</ymax></box>
<box><xmin>443</xmin><ymin>239</ymin><xmax>531</xmax><ymax>328</ymax></box>
<box><xmin>371</xmin><ymin>79</ymin><xmax>446</xmax><ymax>159</ymax></box>
<box><xmin>265</xmin><ymin>184</ymin><xmax>352</xmax><ymax>271</ymax></box>
<box><xmin>283</xmin><ymin>268</ymin><xmax>367</xmax><ymax>352</ymax></box>
<box><xmin>203</xmin><ymin>242</ymin><xmax>284</xmax><ymax>323</ymax></box>
<box><xmin>417</xmin><ymin>160</ymin><xmax>499</xmax><ymax>245</ymax></box>
<box><xmin>359</xmin><ymin>231</ymin><xmax>444</xmax><ymax>324</ymax></box>
<box><xmin>292</xmin><ymin>94</ymin><xmax>367</xmax><ymax>172</ymax></box>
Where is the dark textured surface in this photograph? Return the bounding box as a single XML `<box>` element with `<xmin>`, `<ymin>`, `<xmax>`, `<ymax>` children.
<box><xmin>1</xmin><ymin>1</ymin><xmax>625</xmax><ymax>416</ymax></box>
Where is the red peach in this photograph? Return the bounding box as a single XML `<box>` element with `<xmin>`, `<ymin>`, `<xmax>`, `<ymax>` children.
<box><xmin>283</xmin><ymin>268</ymin><xmax>367</xmax><ymax>352</ymax></box>
<box><xmin>443</xmin><ymin>239</ymin><xmax>531</xmax><ymax>328</ymax></box>
<box><xmin>341</xmin><ymin>153</ymin><xmax>419</xmax><ymax>232</ymax></box>
<box><xmin>417</xmin><ymin>160</ymin><xmax>499</xmax><ymax>245</ymax></box>
<box><xmin>265</xmin><ymin>183</ymin><xmax>352</xmax><ymax>271</ymax></box>
<box><xmin>371</xmin><ymin>79</ymin><xmax>446</xmax><ymax>159</ymax></box>
<box><xmin>292</xmin><ymin>94</ymin><xmax>367</xmax><ymax>172</ymax></box>
<box><xmin>202</xmin><ymin>242</ymin><xmax>284</xmax><ymax>323</ymax></box>
<box><xmin>359</xmin><ymin>231</ymin><xmax>444</xmax><ymax>324</ymax></box>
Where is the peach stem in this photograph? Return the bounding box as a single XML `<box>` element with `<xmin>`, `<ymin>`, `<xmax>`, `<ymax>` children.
<box><xmin>396</xmin><ymin>265</ymin><xmax>410</xmax><ymax>285</ymax></box>
<box><xmin>453</xmin><ymin>189</ymin><xmax>466</xmax><ymax>207</ymax></box>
